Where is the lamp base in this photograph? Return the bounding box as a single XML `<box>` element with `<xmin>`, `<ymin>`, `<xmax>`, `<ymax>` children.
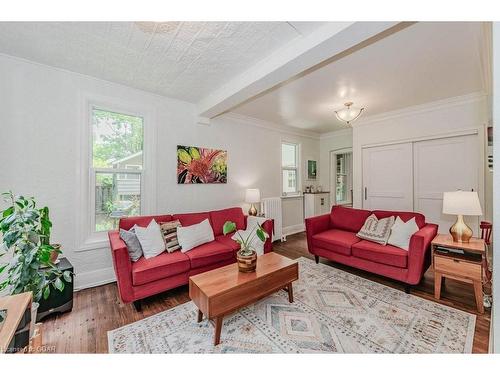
<box><xmin>248</xmin><ymin>204</ymin><xmax>258</xmax><ymax>216</ymax></box>
<box><xmin>449</xmin><ymin>214</ymin><xmax>473</xmax><ymax>243</ymax></box>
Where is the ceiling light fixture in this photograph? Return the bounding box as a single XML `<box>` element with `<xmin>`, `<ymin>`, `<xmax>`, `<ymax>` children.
<box><xmin>334</xmin><ymin>102</ymin><xmax>364</xmax><ymax>125</ymax></box>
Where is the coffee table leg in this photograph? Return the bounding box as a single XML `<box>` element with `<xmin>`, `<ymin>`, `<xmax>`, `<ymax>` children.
<box><xmin>197</xmin><ymin>309</ymin><xmax>203</xmax><ymax>323</ymax></box>
<box><xmin>214</xmin><ymin>316</ymin><xmax>223</xmax><ymax>346</ymax></box>
<box><xmin>288</xmin><ymin>282</ymin><xmax>294</xmax><ymax>303</ymax></box>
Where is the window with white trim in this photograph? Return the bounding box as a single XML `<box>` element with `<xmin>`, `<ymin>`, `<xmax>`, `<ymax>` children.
<box><xmin>91</xmin><ymin>108</ymin><xmax>144</xmax><ymax>232</ymax></box>
<box><xmin>281</xmin><ymin>142</ymin><xmax>299</xmax><ymax>195</ymax></box>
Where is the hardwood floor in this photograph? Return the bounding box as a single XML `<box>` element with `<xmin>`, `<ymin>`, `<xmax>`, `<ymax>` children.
<box><xmin>42</xmin><ymin>232</ymin><xmax>491</xmax><ymax>353</ymax></box>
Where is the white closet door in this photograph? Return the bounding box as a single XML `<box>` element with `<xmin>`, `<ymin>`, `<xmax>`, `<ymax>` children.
<box><xmin>413</xmin><ymin>134</ymin><xmax>479</xmax><ymax>234</ymax></box>
<box><xmin>362</xmin><ymin>143</ymin><xmax>413</xmax><ymax>211</ymax></box>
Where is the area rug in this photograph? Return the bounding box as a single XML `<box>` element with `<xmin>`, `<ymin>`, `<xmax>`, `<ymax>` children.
<box><xmin>108</xmin><ymin>257</ymin><xmax>476</xmax><ymax>353</ymax></box>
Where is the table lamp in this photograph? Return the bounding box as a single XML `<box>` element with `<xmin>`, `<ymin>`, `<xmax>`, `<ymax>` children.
<box><xmin>442</xmin><ymin>191</ymin><xmax>482</xmax><ymax>243</ymax></box>
<box><xmin>245</xmin><ymin>188</ymin><xmax>261</xmax><ymax>216</ymax></box>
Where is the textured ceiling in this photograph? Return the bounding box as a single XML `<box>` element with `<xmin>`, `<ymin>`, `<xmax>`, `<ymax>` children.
<box><xmin>0</xmin><ymin>21</ymin><xmax>327</xmax><ymax>102</ymax></box>
<box><xmin>232</xmin><ymin>22</ymin><xmax>486</xmax><ymax>133</ymax></box>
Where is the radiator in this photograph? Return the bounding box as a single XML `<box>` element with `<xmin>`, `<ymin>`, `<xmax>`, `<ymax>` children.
<box><xmin>261</xmin><ymin>197</ymin><xmax>283</xmax><ymax>242</ymax></box>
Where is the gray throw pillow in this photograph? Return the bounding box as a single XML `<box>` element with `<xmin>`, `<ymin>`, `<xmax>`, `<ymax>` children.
<box><xmin>120</xmin><ymin>228</ymin><xmax>143</xmax><ymax>262</ymax></box>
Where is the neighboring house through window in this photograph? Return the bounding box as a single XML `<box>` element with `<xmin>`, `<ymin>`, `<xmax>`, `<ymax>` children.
<box><xmin>92</xmin><ymin>108</ymin><xmax>144</xmax><ymax>232</ymax></box>
<box><xmin>282</xmin><ymin>142</ymin><xmax>299</xmax><ymax>195</ymax></box>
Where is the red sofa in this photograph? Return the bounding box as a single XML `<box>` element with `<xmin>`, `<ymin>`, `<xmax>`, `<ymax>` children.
<box><xmin>305</xmin><ymin>206</ymin><xmax>438</xmax><ymax>291</ymax></box>
<box><xmin>108</xmin><ymin>207</ymin><xmax>274</xmax><ymax>309</ymax></box>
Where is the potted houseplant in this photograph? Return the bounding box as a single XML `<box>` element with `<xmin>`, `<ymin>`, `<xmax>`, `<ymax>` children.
<box><xmin>223</xmin><ymin>220</ymin><xmax>269</xmax><ymax>272</ymax></box>
<box><xmin>39</xmin><ymin>207</ymin><xmax>62</xmax><ymax>264</ymax></box>
<box><xmin>0</xmin><ymin>192</ymin><xmax>71</xmax><ymax>339</ymax></box>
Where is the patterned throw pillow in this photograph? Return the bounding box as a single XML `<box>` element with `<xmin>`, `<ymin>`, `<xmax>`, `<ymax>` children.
<box><xmin>160</xmin><ymin>220</ymin><xmax>182</xmax><ymax>252</ymax></box>
<box><xmin>356</xmin><ymin>214</ymin><xmax>395</xmax><ymax>245</ymax></box>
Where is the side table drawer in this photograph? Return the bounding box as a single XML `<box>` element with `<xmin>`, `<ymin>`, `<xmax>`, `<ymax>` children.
<box><xmin>434</xmin><ymin>255</ymin><xmax>481</xmax><ymax>280</ymax></box>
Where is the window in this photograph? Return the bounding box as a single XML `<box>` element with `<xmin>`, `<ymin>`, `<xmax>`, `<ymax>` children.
<box><xmin>91</xmin><ymin>108</ymin><xmax>144</xmax><ymax>232</ymax></box>
<box><xmin>282</xmin><ymin>142</ymin><xmax>299</xmax><ymax>195</ymax></box>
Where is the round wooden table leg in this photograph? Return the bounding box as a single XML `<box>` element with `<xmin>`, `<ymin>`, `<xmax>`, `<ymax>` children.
<box><xmin>288</xmin><ymin>283</ymin><xmax>294</xmax><ymax>303</ymax></box>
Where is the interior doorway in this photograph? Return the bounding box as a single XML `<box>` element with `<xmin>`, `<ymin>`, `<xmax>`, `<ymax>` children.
<box><xmin>330</xmin><ymin>148</ymin><xmax>353</xmax><ymax>207</ymax></box>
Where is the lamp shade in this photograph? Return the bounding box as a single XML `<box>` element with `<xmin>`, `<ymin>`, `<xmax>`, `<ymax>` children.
<box><xmin>245</xmin><ymin>188</ymin><xmax>261</xmax><ymax>203</ymax></box>
<box><xmin>442</xmin><ymin>191</ymin><xmax>482</xmax><ymax>216</ymax></box>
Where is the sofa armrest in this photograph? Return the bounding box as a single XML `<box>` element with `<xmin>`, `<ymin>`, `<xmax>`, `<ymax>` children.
<box><xmin>244</xmin><ymin>215</ymin><xmax>274</xmax><ymax>253</ymax></box>
<box><xmin>262</xmin><ymin>219</ymin><xmax>274</xmax><ymax>253</ymax></box>
<box><xmin>304</xmin><ymin>214</ymin><xmax>331</xmax><ymax>254</ymax></box>
<box><xmin>407</xmin><ymin>223</ymin><xmax>438</xmax><ymax>285</ymax></box>
<box><xmin>108</xmin><ymin>230</ymin><xmax>135</xmax><ymax>303</ymax></box>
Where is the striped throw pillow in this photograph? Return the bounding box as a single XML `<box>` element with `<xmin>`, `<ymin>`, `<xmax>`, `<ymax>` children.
<box><xmin>160</xmin><ymin>220</ymin><xmax>182</xmax><ymax>253</ymax></box>
<box><xmin>356</xmin><ymin>214</ymin><xmax>395</xmax><ymax>245</ymax></box>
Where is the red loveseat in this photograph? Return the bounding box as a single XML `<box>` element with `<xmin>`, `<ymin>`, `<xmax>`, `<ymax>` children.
<box><xmin>305</xmin><ymin>206</ymin><xmax>438</xmax><ymax>292</ymax></box>
<box><xmin>108</xmin><ymin>207</ymin><xmax>274</xmax><ymax>309</ymax></box>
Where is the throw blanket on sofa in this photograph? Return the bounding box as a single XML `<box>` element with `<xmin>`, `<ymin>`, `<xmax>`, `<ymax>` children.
<box><xmin>231</xmin><ymin>216</ymin><xmax>268</xmax><ymax>255</ymax></box>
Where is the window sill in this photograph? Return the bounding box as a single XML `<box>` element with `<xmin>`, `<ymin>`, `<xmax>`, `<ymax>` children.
<box><xmin>76</xmin><ymin>235</ymin><xmax>110</xmax><ymax>252</ymax></box>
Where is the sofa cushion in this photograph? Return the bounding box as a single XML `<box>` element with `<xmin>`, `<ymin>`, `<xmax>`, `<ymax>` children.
<box><xmin>119</xmin><ymin>215</ymin><xmax>173</xmax><ymax>231</ymax></box>
<box><xmin>352</xmin><ymin>240</ymin><xmax>408</xmax><ymax>268</ymax></box>
<box><xmin>215</xmin><ymin>234</ymin><xmax>241</xmax><ymax>251</ymax></box>
<box><xmin>330</xmin><ymin>206</ymin><xmax>372</xmax><ymax>233</ymax></box>
<box><xmin>210</xmin><ymin>207</ymin><xmax>246</xmax><ymax>236</ymax></box>
<box><xmin>186</xmin><ymin>240</ymin><xmax>234</xmax><ymax>269</ymax></box>
<box><xmin>312</xmin><ymin>229</ymin><xmax>361</xmax><ymax>256</ymax></box>
<box><xmin>372</xmin><ymin>210</ymin><xmax>425</xmax><ymax>229</ymax></box>
<box><xmin>173</xmin><ymin>212</ymin><xmax>212</xmax><ymax>228</ymax></box>
<box><xmin>132</xmin><ymin>251</ymin><xmax>190</xmax><ymax>286</ymax></box>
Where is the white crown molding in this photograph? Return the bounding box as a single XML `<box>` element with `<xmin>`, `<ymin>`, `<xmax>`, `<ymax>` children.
<box><xmin>353</xmin><ymin>92</ymin><xmax>488</xmax><ymax>128</ymax></box>
<box><xmin>320</xmin><ymin>127</ymin><xmax>353</xmax><ymax>139</ymax></box>
<box><xmin>221</xmin><ymin>112</ymin><xmax>321</xmax><ymax>140</ymax></box>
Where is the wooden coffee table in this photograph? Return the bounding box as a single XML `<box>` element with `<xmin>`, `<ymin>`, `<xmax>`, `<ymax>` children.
<box><xmin>189</xmin><ymin>252</ymin><xmax>299</xmax><ymax>345</ymax></box>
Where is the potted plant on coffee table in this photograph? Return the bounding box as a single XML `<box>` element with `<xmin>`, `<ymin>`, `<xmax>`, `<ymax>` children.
<box><xmin>223</xmin><ymin>221</ymin><xmax>269</xmax><ymax>272</ymax></box>
<box><xmin>0</xmin><ymin>192</ymin><xmax>71</xmax><ymax>340</ymax></box>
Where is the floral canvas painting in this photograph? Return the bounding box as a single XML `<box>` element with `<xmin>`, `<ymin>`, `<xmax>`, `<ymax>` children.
<box><xmin>177</xmin><ymin>145</ymin><xmax>227</xmax><ymax>184</ymax></box>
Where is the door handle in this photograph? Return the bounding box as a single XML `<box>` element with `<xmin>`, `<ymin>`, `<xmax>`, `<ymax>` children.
<box><xmin>364</xmin><ymin>187</ymin><xmax>367</xmax><ymax>200</ymax></box>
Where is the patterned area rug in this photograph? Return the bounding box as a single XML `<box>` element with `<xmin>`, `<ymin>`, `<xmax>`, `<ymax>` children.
<box><xmin>108</xmin><ymin>257</ymin><xmax>476</xmax><ymax>353</ymax></box>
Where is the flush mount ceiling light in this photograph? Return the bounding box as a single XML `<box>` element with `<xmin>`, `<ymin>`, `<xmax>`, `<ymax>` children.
<box><xmin>334</xmin><ymin>102</ymin><xmax>365</xmax><ymax>125</ymax></box>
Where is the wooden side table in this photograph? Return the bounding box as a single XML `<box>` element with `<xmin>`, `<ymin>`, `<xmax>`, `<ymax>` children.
<box><xmin>431</xmin><ymin>234</ymin><xmax>485</xmax><ymax>313</ymax></box>
<box><xmin>0</xmin><ymin>292</ymin><xmax>33</xmax><ymax>353</ymax></box>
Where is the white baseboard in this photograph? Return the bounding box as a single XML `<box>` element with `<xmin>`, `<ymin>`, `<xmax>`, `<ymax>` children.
<box><xmin>75</xmin><ymin>267</ymin><xmax>116</xmax><ymax>291</ymax></box>
<box><xmin>282</xmin><ymin>223</ymin><xmax>305</xmax><ymax>238</ymax></box>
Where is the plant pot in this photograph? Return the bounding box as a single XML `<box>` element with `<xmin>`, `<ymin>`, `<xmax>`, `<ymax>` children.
<box><xmin>50</xmin><ymin>244</ymin><xmax>61</xmax><ymax>264</ymax></box>
<box><xmin>236</xmin><ymin>250</ymin><xmax>257</xmax><ymax>273</ymax></box>
<box><xmin>30</xmin><ymin>302</ymin><xmax>39</xmax><ymax>339</ymax></box>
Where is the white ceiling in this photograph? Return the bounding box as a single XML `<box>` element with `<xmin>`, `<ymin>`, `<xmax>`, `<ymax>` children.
<box><xmin>232</xmin><ymin>22</ymin><xmax>486</xmax><ymax>133</ymax></box>
<box><xmin>0</xmin><ymin>21</ymin><xmax>328</xmax><ymax>103</ymax></box>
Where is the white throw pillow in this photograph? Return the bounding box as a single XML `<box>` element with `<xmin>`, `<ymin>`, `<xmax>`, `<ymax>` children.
<box><xmin>387</xmin><ymin>217</ymin><xmax>419</xmax><ymax>251</ymax></box>
<box><xmin>177</xmin><ymin>219</ymin><xmax>215</xmax><ymax>252</ymax></box>
<box><xmin>133</xmin><ymin>219</ymin><xmax>166</xmax><ymax>259</ymax></box>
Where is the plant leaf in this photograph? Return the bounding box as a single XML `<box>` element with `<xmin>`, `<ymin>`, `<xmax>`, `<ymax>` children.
<box><xmin>256</xmin><ymin>228</ymin><xmax>266</xmax><ymax>242</ymax></box>
<box><xmin>222</xmin><ymin>221</ymin><xmax>237</xmax><ymax>235</ymax></box>
<box><xmin>54</xmin><ymin>277</ymin><xmax>64</xmax><ymax>292</ymax></box>
<box><xmin>63</xmin><ymin>270</ymin><xmax>72</xmax><ymax>283</ymax></box>
<box><xmin>43</xmin><ymin>285</ymin><xmax>51</xmax><ymax>300</ymax></box>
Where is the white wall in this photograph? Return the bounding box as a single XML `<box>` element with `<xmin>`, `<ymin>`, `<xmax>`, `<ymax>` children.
<box><xmin>351</xmin><ymin>94</ymin><xmax>490</xmax><ymax>218</ymax></box>
<box><xmin>0</xmin><ymin>54</ymin><xmax>319</xmax><ymax>290</ymax></box>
